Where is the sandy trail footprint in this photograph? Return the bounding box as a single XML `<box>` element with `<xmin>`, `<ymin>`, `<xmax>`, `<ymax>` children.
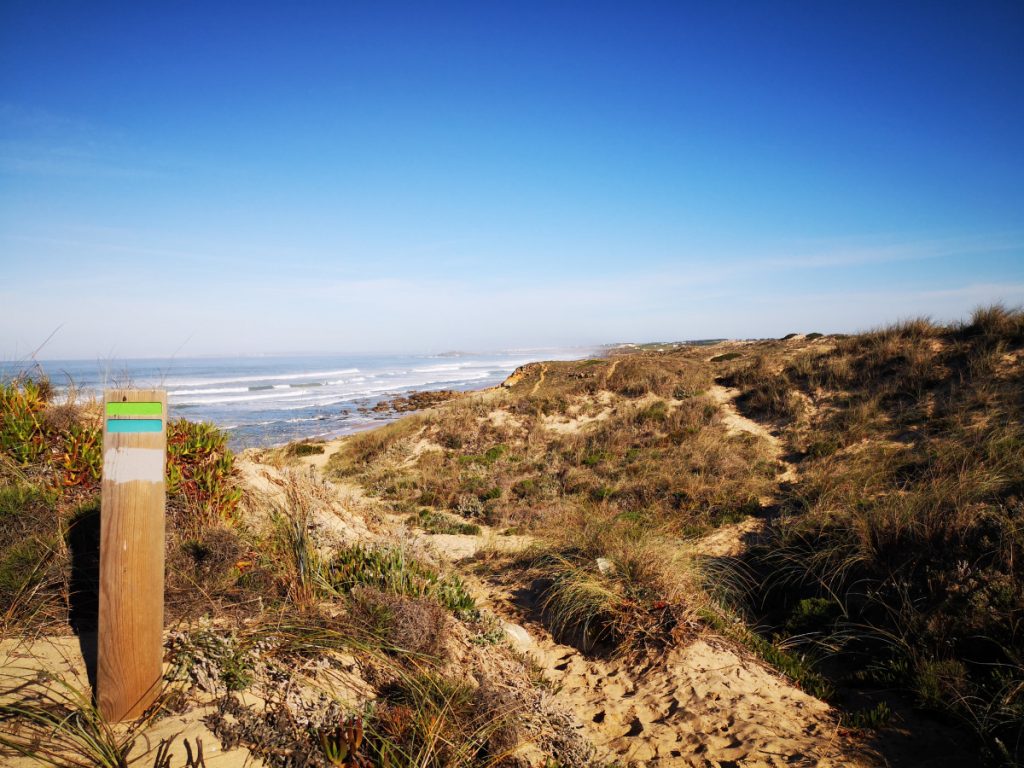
<box><xmin>465</xmin><ymin>578</ymin><xmax>871</xmax><ymax>767</ymax></box>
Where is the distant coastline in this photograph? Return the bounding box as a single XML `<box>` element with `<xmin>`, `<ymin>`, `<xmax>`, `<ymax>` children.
<box><xmin>3</xmin><ymin>349</ymin><xmax>598</xmax><ymax>449</ymax></box>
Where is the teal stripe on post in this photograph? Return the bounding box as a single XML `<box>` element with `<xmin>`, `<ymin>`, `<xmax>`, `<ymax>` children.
<box><xmin>107</xmin><ymin>419</ymin><xmax>163</xmax><ymax>433</ymax></box>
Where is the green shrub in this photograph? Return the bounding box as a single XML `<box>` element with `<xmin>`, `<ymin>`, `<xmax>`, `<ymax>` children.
<box><xmin>411</xmin><ymin>508</ymin><xmax>481</xmax><ymax>536</ymax></box>
<box><xmin>0</xmin><ymin>378</ymin><xmax>50</xmax><ymax>465</ymax></box>
<box><xmin>914</xmin><ymin>658</ymin><xmax>968</xmax><ymax>711</ymax></box>
<box><xmin>167</xmin><ymin>419</ymin><xmax>242</xmax><ymax>528</ymax></box>
<box><xmin>783</xmin><ymin>597</ymin><xmax>839</xmax><ymax>636</ymax></box>
<box><xmin>459</xmin><ymin>444</ymin><xmax>506</xmax><ymax>466</ymax></box>
<box><xmin>328</xmin><ymin>545</ymin><xmax>475</xmax><ymax>615</ymax></box>
<box><xmin>478</xmin><ymin>486</ymin><xmax>502</xmax><ymax>502</ymax></box>
<box><xmin>168</xmin><ymin>626</ymin><xmax>256</xmax><ymax>693</ymax></box>
<box><xmin>846</xmin><ymin>702</ymin><xmax>893</xmax><ymax>730</ymax></box>
<box><xmin>635</xmin><ymin>401</ymin><xmax>668</xmax><ymax>423</ymax></box>
<box><xmin>511</xmin><ymin>478</ymin><xmax>538</xmax><ymax>499</ymax></box>
<box><xmin>286</xmin><ymin>441</ymin><xmax>325</xmax><ymax>457</ymax></box>
<box><xmin>61</xmin><ymin>424</ymin><xmax>101</xmax><ymax>487</ymax></box>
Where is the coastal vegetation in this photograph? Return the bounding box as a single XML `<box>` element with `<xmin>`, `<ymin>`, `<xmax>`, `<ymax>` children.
<box><xmin>0</xmin><ymin>305</ymin><xmax>1021</xmax><ymax>766</ymax></box>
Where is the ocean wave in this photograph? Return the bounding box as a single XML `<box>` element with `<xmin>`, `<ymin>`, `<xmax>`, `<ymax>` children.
<box><xmin>173</xmin><ymin>389</ymin><xmax>312</xmax><ymax>406</ymax></box>
<box><xmin>412</xmin><ymin>362</ymin><xmax>478</xmax><ymax>373</ymax></box>
<box><xmin>275</xmin><ymin>374</ymin><xmax>493</xmax><ymax>411</ymax></box>
<box><xmin>170</xmin><ymin>386</ymin><xmax>250</xmax><ymax>396</ymax></box>
<box><xmin>165</xmin><ymin>367</ymin><xmax>360</xmax><ymax>388</ymax></box>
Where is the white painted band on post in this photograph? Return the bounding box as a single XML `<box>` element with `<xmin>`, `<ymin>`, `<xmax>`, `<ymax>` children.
<box><xmin>103</xmin><ymin>447</ymin><xmax>164</xmax><ymax>484</ymax></box>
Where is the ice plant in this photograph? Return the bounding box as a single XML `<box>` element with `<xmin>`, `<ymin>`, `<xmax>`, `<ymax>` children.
<box><xmin>317</xmin><ymin>714</ymin><xmax>368</xmax><ymax>767</ymax></box>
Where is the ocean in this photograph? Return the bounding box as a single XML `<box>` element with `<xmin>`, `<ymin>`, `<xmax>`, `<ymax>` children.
<box><xmin>10</xmin><ymin>349</ymin><xmax>594</xmax><ymax>449</ymax></box>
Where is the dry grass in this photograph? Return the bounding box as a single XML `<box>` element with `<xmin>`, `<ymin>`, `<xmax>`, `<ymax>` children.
<box><xmin>331</xmin><ymin>388</ymin><xmax>774</xmax><ymax>535</ymax></box>
<box><xmin>326</xmin><ymin>349</ymin><xmax>778</xmax><ymax>660</ymax></box>
<box><xmin>327</xmin><ymin>309</ymin><xmax>1024</xmax><ymax>759</ymax></box>
<box><xmin>523</xmin><ymin>505</ymin><xmax>709</xmax><ymax>656</ymax></box>
<box><xmin>4</xmin><ymin>308</ymin><xmax>1023</xmax><ymax>764</ymax></box>
<box><xmin>733</xmin><ymin>306</ymin><xmax>1024</xmax><ymax>761</ymax></box>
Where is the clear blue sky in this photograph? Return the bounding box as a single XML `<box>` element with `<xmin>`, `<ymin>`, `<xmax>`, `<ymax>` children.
<box><xmin>2</xmin><ymin>1</ymin><xmax>1022</xmax><ymax>358</ymax></box>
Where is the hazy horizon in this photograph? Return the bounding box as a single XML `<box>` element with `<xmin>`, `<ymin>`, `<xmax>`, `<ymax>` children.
<box><xmin>2</xmin><ymin>3</ymin><xmax>1022</xmax><ymax>359</ymax></box>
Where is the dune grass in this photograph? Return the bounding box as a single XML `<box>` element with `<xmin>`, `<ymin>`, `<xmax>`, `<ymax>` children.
<box><xmin>727</xmin><ymin>306</ymin><xmax>1024</xmax><ymax>761</ymax></box>
<box><xmin>3</xmin><ymin>307</ymin><xmax>1023</xmax><ymax>765</ymax></box>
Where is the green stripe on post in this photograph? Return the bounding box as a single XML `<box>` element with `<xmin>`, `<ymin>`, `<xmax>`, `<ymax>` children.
<box><xmin>106</xmin><ymin>402</ymin><xmax>163</xmax><ymax>416</ymax></box>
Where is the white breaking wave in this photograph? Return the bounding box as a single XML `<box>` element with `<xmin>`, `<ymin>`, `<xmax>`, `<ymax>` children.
<box><xmin>165</xmin><ymin>368</ymin><xmax>360</xmax><ymax>388</ymax></box>
<box><xmin>412</xmin><ymin>362</ymin><xmax>479</xmax><ymax>373</ymax></box>
<box><xmin>170</xmin><ymin>386</ymin><xmax>250</xmax><ymax>396</ymax></box>
<box><xmin>277</xmin><ymin>373</ymin><xmax>493</xmax><ymax>410</ymax></box>
<box><xmin>172</xmin><ymin>389</ymin><xmax>312</xmax><ymax>405</ymax></box>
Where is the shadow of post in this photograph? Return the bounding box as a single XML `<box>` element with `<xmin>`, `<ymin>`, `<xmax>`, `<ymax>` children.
<box><xmin>66</xmin><ymin>501</ymin><xmax>100</xmax><ymax>697</ymax></box>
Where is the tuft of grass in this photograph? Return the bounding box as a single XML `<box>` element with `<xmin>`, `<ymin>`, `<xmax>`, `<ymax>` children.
<box><xmin>409</xmin><ymin>507</ymin><xmax>481</xmax><ymax>536</ymax></box>
<box><xmin>286</xmin><ymin>441</ymin><xmax>326</xmax><ymax>457</ymax></box>
<box><xmin>364</xmin><ymin>669</ymin><xmax>520</xmax><ymax>768</ymax></box>
<box><xmin>845</xmin><ymin>701</ymin><xmax>893</xmax><ymax>731</ymax></box>
<box><xmin>725</xmin><ymin>358</ymin><xmax>803</xmax><ymax>421</ymax></box>
<box><xmin>0</xmin><ymin>671</ymin><xmax>175</xmax><ymax>768</ymax></box>
<box><xmin>329</xmin><ymin>415</ymin><xmax>426</xmax><ymax>476</ymax></box>
<box><xmin>710</xmin><ymin>352</ymin><xmax>743</xmax><ymax>362</ymax></box>
<box><xmin>0</xmin><ymin>483</ymin><xmax>63</xmax><ymax>630</ymax></box>
<box><xmin>962</xmin><ymin>303</ymin><xmax>1024</xmax><ymax>343</ymax></box>
<box><xmin>329</xmin><ymin>544</ymin><xmax>476</xmax><ymax>616</ymax></box>
<box><xmin>523</xmin><ymin>509</ymin><xmax>709</xmax><ymax>657</ymax></box>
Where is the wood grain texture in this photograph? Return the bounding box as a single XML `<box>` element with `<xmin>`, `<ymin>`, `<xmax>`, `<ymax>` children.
<box><xmin>98</xmin><ymin>389</ymin><xmax>166</xmax><ymax>721</ymax></box>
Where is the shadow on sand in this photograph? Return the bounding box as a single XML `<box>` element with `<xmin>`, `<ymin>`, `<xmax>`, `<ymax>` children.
<box><xmin>66</xmin><ymin>501</ymin><xmax>100</xmax><ymax>697</ymax></box>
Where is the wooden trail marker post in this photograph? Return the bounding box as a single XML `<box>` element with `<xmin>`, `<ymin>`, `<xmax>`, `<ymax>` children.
<box><xmin>99</xmin><ymin>389</ymin><xmax>167</xmax><ymax>721</ymax></box>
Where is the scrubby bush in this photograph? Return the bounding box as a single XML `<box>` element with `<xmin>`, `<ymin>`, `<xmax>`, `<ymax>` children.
<box><xmin>167</xmin><ymin>419</ymin><xmax>242</xmax><ymax>530</ymax></box>
<box><xmin>0</xmin><ymin>378</ymin><xmax>50</xmax><ymax>465</ymax></box>
<box><xmin>349</xmin><ymin>586</ymin><xmax>449</xmax><ymax>657</ymax></box>
<box><xmin>410</xmin><ymin>508</ymin><xmax>481</xmax><ymax>536</ymax></box>
<box><xmin>739</xmin><ymin>307</ymin><xmax>1024</xmax><ymax>759</ymax></box>
<box><xmin>286</xmin><ymin>441</ymin><xmax>325</xmax><ymax>457</ymax></box>
<box><xmin>710</xmin><ymin>352</ymin><xmax>743</xmax><ymax>362</ymax></box>
<box><xmin>328</xmin><ymin>545</ymin><xmax>475</xmax><ymax>615</ymax></box>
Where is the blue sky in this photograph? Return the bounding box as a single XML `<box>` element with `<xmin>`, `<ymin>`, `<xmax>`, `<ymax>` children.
<box><xmin>1</xmin><ymin>1</ymin><xmax>1022</xmax><ymax>358</ymax></box>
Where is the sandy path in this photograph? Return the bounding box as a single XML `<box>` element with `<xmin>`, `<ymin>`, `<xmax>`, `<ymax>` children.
<box><xmin>530</xmin><ymin>363</ymin><xmax>548</xmax><ymax>396</ymax></box>
<box><xmin>308</xmin><ymin>387</ymin><xmax>867</xmax><ymax>766</ymax></box>
<box><xmin>707</xmin><ymin>385</ymin><xmax>797</xmax><ymax>484</ymax></box>
<box><xmin>458</xmin><ymin>575</ymin><xmax>869</xmax><ymax>767</ymax></box>
<box><xmin>379</xmin><ymin>505</ymin><xmax>869</xmax><ymax>766</ymax></box>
